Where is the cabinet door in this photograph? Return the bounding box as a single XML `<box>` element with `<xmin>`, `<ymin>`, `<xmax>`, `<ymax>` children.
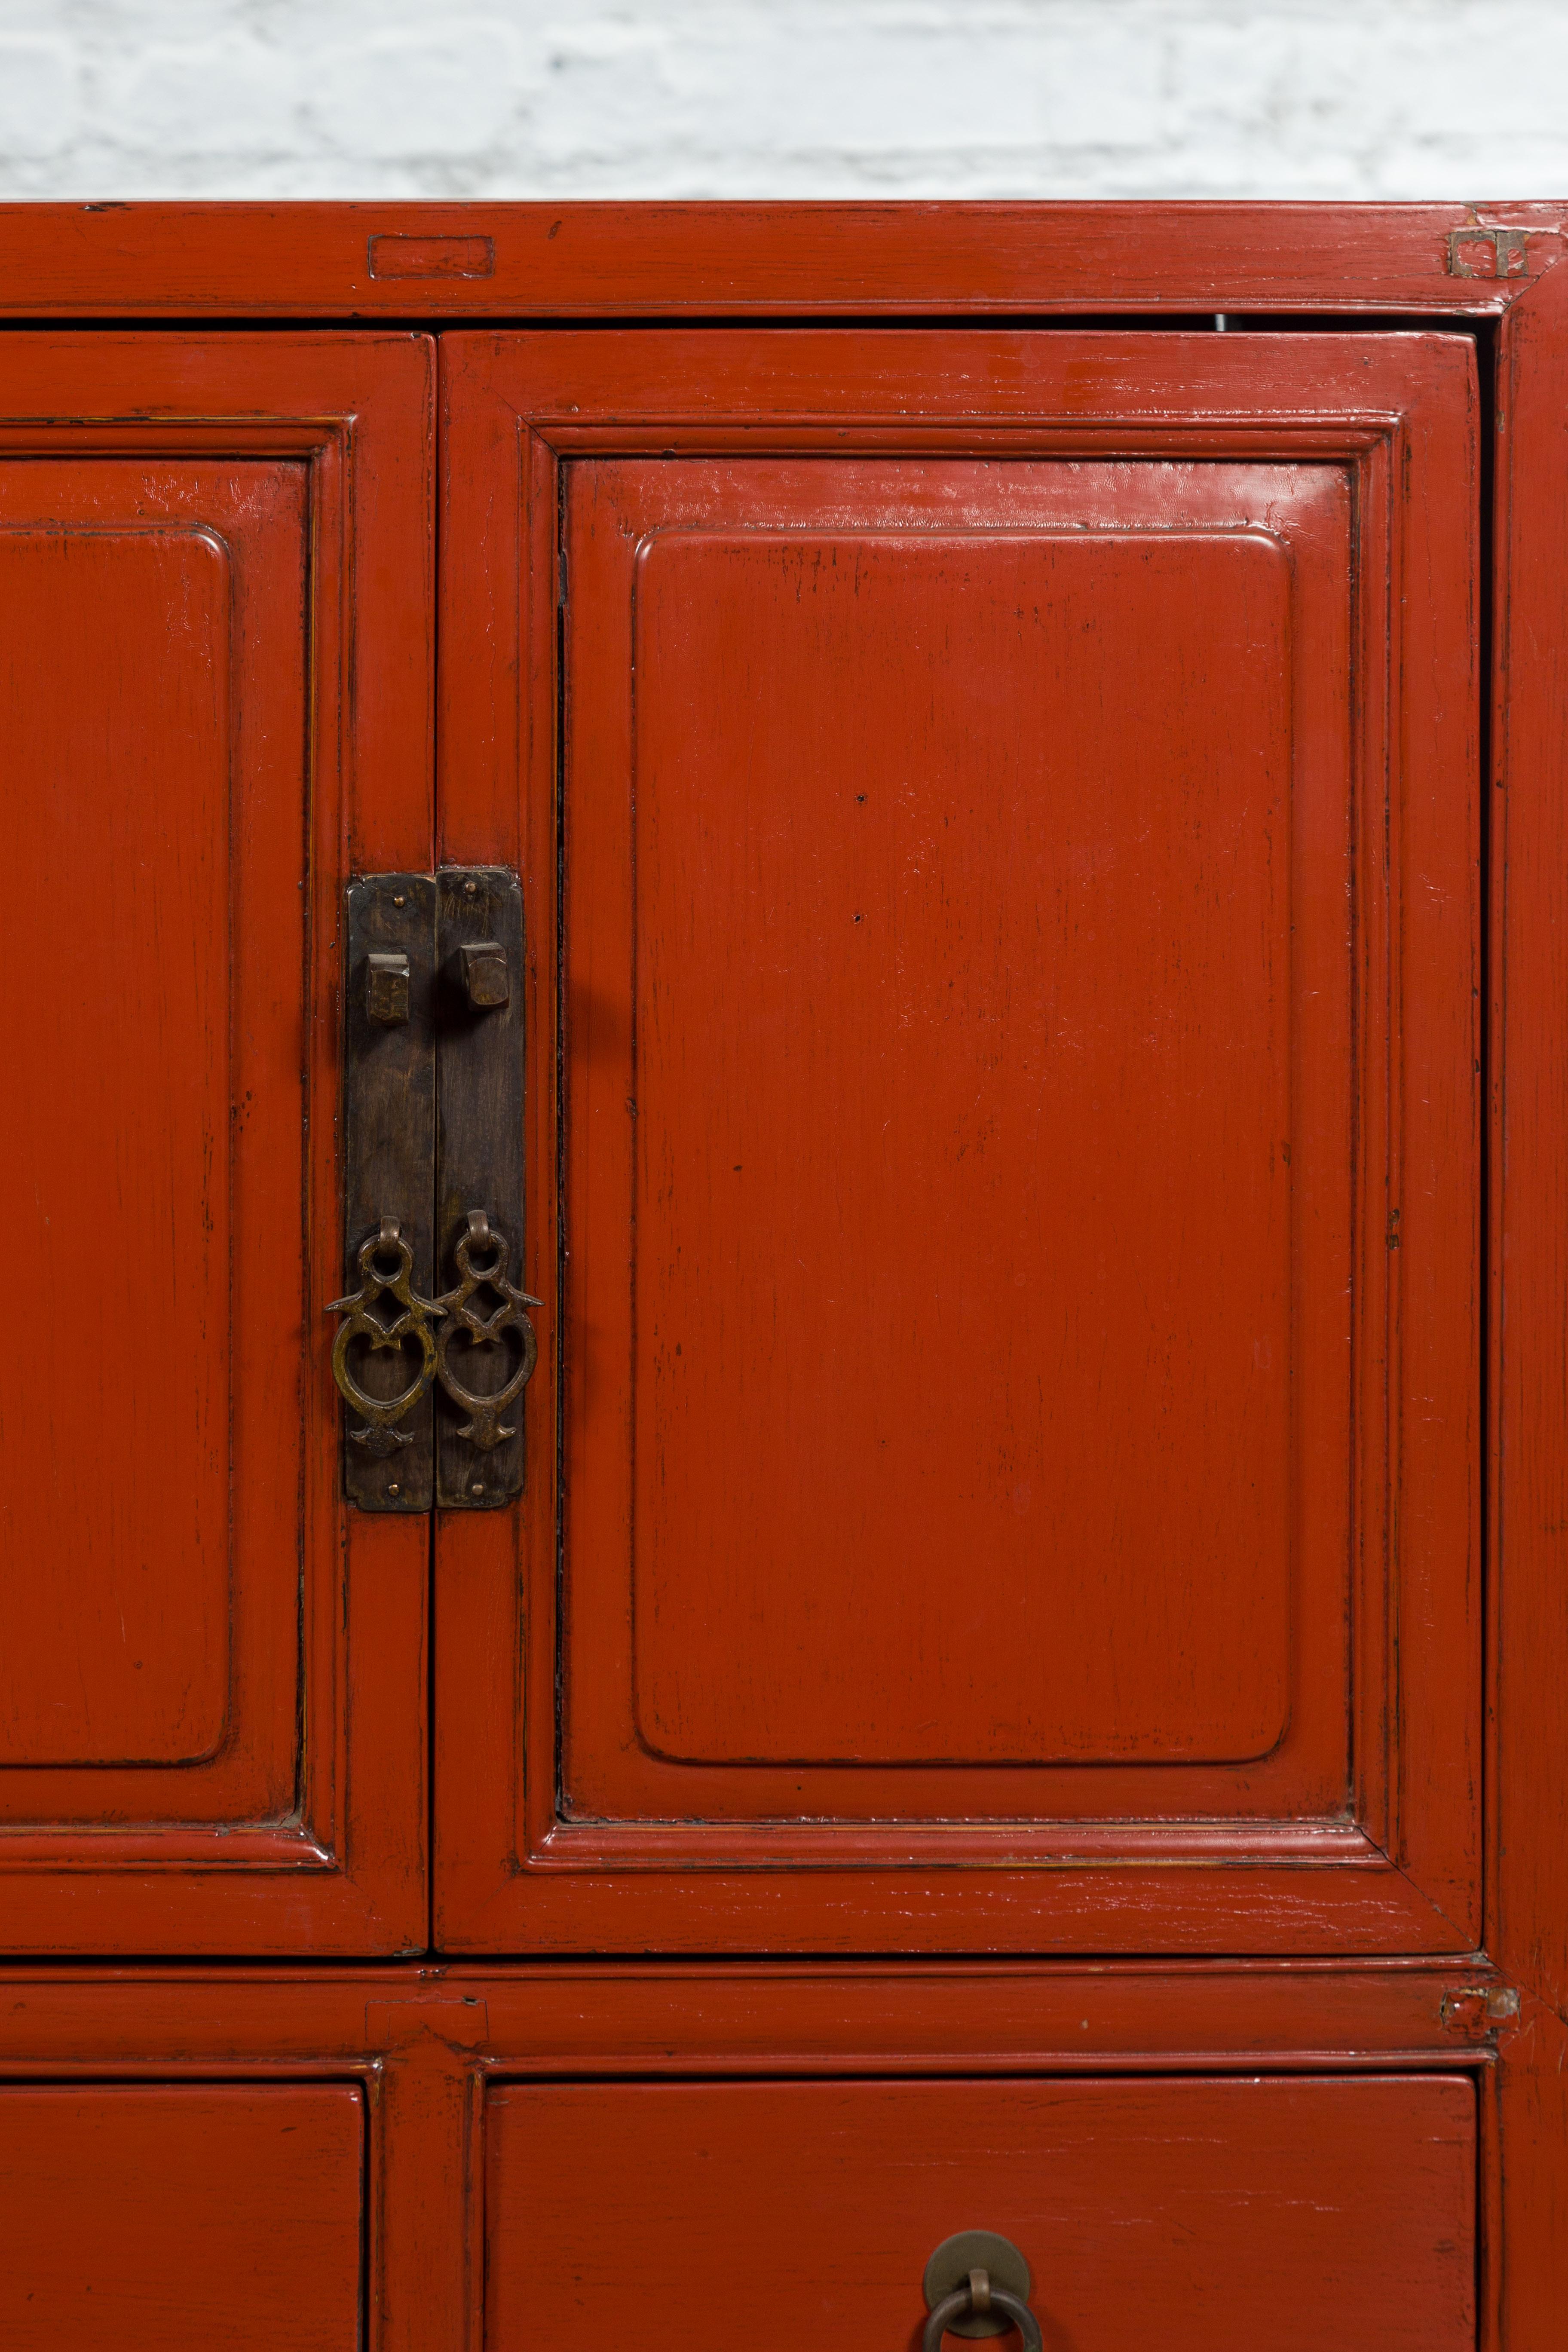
<box><xmin>0</xmin><ymin>336</ymin><xmax>433</xmax><ymax>1952</ymax></box>
<box><xmin>437</xmin><ymin>331</ymin><xmax>1479</xmax><ymax>1954</ymax></box>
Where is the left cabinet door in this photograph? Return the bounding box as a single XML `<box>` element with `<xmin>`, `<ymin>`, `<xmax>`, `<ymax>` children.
<box><xmin>0</xmin><ymin>335</ymin><xmax>435</xmax><ymax>1953</ymax></box>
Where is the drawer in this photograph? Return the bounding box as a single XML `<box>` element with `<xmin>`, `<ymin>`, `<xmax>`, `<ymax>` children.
<box><xmin>487</xmin><ymin>2073</ymin><xmax>1475</xmax><ymax>2351</ymax></box>
<box><xmin>0</xmin><ymin>2084</ymin><xmax>362</xmax><ymax>2352</ymax></box>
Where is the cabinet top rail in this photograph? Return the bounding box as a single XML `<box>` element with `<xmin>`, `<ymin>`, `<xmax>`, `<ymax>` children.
<box><xmin>0</xmin><ymin>199</ymin><xmax>1560</xmax><ymax>318</ymax></box>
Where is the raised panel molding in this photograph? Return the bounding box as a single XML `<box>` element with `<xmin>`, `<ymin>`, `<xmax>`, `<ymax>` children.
<box><xmin>435</xmin><ymin>330</ymin><xmax>1480</xmax><ymax>1955</ymax></box>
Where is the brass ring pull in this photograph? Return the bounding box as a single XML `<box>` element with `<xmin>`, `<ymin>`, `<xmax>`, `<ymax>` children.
<box><xmin>433</xmin><ymin>1208</ymin><xmax>542</xmax><ymax>1449</ymax></box>
<box><xmin>327</xmin><ymin>1216</ymin><xmax>444</xmax><ymax>1455</ymax></box>
<box><xmin>922</xmin><ymin>2235</ymin><xmax>1038</xmax><ymax>2352</ymax></box>
<box><xmin>923</xmin><ymin>2274</ymin><xmax>1041</xmax><ymax>2352</ymax></box>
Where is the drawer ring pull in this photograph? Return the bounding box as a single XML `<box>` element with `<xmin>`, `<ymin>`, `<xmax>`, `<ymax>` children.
<box><xmin>923</xmin><ymin>2272</ymin><xmax>1042</xmax><ymax>2352</ymax></box>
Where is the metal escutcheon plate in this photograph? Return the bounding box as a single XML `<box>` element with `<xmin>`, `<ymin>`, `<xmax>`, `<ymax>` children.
<box><xmin>922</xmin><ymin>2232</ymin><xmax>1032</xmax><ymax>2340</ymax></box>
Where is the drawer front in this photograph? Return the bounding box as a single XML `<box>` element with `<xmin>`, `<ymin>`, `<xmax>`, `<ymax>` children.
<box><xmin>487</xmin><ymin>2073</ymin><xmax>1476</xmax><ymax>2352</ymax></box>
<box><xmin>0</xmin><ymin>2083</ymin><xmax>363</xmax><ymax>2352</ymax></box>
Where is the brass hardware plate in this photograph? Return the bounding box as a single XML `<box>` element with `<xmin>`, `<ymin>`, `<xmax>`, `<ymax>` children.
<box><xmin>338</xmin><ymin>875</ymin><xmax>438</xmax><ymax>1511</ymax></box>
<box><xmin>1446</xmin><ymin>223</ymin><xmax>1532</xmax><ymax>279</ymax></box>
<box><xmin>435</xmin><ymin>868</ymin><xmax>527</xmax><ymax>1508</ymax></box>
<box><xmin>331</xmin><ymin>867</ymin><xmax>531</xmax><ymax>1512</ymax></box>
<box><xmin>923</xmin><ymin>2234</ymin><xmax>1032</xmax><ymax>2340</ymax></box>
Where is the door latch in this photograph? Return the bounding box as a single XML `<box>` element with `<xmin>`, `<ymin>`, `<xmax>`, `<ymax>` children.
<box><xmin>1446</xmin><ymin>223</ymin><xmax>1533</xmax><ymax>279</ymax></box>
<box><xmin>328</xmin><ymin>867</ymin><xmax>533</xmax><ymax>1512</ymax></box>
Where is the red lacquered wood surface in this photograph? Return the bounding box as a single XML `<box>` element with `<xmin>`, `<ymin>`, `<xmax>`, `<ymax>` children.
<box><xmin>0</xmin><ymin>199</ymin><xmax>1555</xmax><ymax>319</ymax></box>
<box><xmin>0</xmin><ymin>2082</ymin><xmax>362</xmax><ymax>2352</ymax></box>
<box><xmin>435</xmin><ymin>327</ymin><xmax>1479</xmax><ymax>1956</ymax></box>
<box><xmin>0</xmin><ymin>1963</ymin><xmax>1510</xmax><ymax>2352</ymax></box>
<box><xmin>1</xmin><ymin>493</ymin><xmax>251</xmax><ymax>1772</ymax></box>
<box><xmin>1488</xmin><ymin>231</ymin><xmax>1568</xmax><ymax>2349</ymax></box>
<box><xmin>0</xmin><ymin>334</ymin><xmax>435</xmax><ymax>1954</ymax></box>
<box><xmin>584</xmin><ymin>482</ymin><xmax>1302</xmax><ymax>1789</ymax></box>
<box><xmin>487</xmin><ymin>2074</ymin><xmax>1475</xmax><ymax>2352</ymax></box>
<box><xmin>0</xmin><ymin>1957</ymin><xmax>1509</xmax><ymax>2073</ymax></box>
<box><xmin>0</xmin><ymin>196</ymin><xmax>1563</xmax><ymax>2352</ymax></box>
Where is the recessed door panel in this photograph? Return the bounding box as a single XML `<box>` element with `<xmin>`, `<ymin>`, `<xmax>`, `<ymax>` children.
<box><xmin>437</xmin><ymin>328</ymin><xmax>1479</xmax><ymax>1952</ymax></box>
<box><xmin>486</xmin><ymin>2075</ymin><xmax>1476</xmax><ymax>2352</ymax></box>
<box><xmin>2</xmin><ymin>515</ymin><xmax>241</xmax><ymax>1767</ymax></box>
<box><xmin>0</xmin><ymin>335</ymin><xmax>433</xmax><ymax>1953</ymax></box>
<box><xmin>0</xmin><ymin>464</ymin><xmax>300</xmax><ymax>1828</ymax></box>
<box><xmin>0</xmin><ymin>2084</ymin><xmax>362</xmax><ymax>2352</ymax></box>
<box><xmin>564</xmin><ymin>454</ymin><xmax>1355</xmax><ymax>1833</ymax></box>
<box><xmin>623</xmin><ymin>511</ymin><xmax>1297</xmax><ymax>1776</ymax></box>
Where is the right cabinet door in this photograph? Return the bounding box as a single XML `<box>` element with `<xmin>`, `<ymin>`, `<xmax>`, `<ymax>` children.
<box><xmin>435</xmin><ymin>328</ymin><xmax>1480</xmax><ymax>1956</ymax></box>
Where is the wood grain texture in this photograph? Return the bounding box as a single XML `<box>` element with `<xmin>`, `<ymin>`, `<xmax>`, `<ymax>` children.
<box><xmin>0</xmin><ymin>2083</ymin><xmax>363</xmax><ymax>2352</ymax></box>
<box><xmin>487</xmin><ymin>2074</ymin><xmax>1476</xmax><ymax>2352</ymax></box>
<box><xmin>0</xmin><ymin>203</ymin><xmax>1558</xmax><ymax>2352</ymax></box>
<box><xmin>0</xmin><ymin>515</ymin><xmax>238</xmax><ymax>1769</ymax></box>
<box><xmin>0</xmin><ymin>1962</ymin><xmax>1508</xmax><ymax>2352</ymax></box>
<box><xmin>564</xmin><ymin>463</ymin><xmax>1336</xmax><ymax>1831</ymax></box>
<box><xmin>435</xmin><ymin>327</ymin><xmax>1479</xmax><ymax>1957</ymax></box>
<box><xmin>0</xmin><ymin>1957</ymin><xmax>1513</xmax><ymax>2070</ymax></box>
<box><xmin>1492</xmin><ymin>247</ymin><xmax>1568</xmax><ymax>2018</ymax></box>
<box><xmin>616</xmin><ymin>511</ymin><xmax>1298</xmax><ymax>1778</ymax></box>
<box><xmin>1487</xmin><ymin>238</ymin><xmax>1568</xmax><ymax>2350</ymax></box>
<box><xmin>0</xmin><ymin>200</ymin><xmax>1554</xmax><ymax>319</ymax></box>
<box><xmin>0</xmin><ymin>333</ymin><xmax>435</xmax><ymax>1954</ymax></box>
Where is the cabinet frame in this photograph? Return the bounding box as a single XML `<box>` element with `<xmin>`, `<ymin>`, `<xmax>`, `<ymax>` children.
<box><xmin>1</xmin><ymin>200</ymin><xmax>1565</xmax><ymax>2346</ymax></box>
<box><xmin>0</xmin><ymin>1961</ymin><xmax>1517</xmax><ymax>2352</ymax></box>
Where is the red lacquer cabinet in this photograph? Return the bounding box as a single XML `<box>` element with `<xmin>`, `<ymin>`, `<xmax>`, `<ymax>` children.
<box><xmin>0</xmin><ymin>202</ymin><xmax>1563</xmax><ymax>2352</ymax></box>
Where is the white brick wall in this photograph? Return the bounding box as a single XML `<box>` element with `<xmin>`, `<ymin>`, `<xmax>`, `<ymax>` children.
<box><xmin>0</xmin><ymin>0</ymin><xmax>1564</xmax><ymax>202</ymax></box>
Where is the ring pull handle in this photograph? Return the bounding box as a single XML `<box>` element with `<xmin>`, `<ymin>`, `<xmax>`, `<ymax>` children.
<box><xmin>326</xmin><ymin>1216</ymin><xmax>444</xmax><ymax>1455</ymax></box>
<box><xmin>433</xmin><ymin>1208</ymin><xmax>542</xmax><ymax>1450</ymax></box>
<box><xmin>923</xmin><ymin>2276</ymin><xmax>1041</xmax><ymax>2352</ymax></box>
<box><xmin>922</xmin><ymin>2234</ymin><xmax>1041</xmax><ymax>2352</ymax></box>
